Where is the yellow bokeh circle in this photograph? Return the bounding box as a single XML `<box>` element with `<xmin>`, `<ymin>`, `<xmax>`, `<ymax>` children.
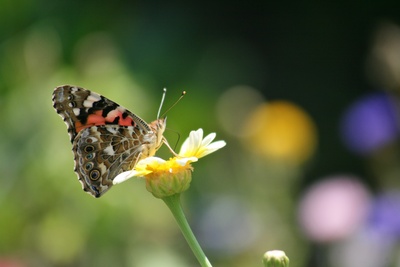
<box><xmin>243</xmin><ymin>101</ymin><xmax>317</xmax><ymax>164</ymax></box>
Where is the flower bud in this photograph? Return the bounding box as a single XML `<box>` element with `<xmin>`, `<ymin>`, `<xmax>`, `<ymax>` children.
<box><xmin>262</xmin><ymin>250</ymin><xmax>290</xmax><ymax>267</ymax></box>
<box><xmin>144</xmin><ymin>164</ymin><xmax>193</xmax><ymax>198</ymax></box>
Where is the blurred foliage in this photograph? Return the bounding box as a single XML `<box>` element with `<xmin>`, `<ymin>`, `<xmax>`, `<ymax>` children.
<box><xmin>1</xmin><ymin>1</ymin><xmax>400</xmax><ymax>267</ymax></box>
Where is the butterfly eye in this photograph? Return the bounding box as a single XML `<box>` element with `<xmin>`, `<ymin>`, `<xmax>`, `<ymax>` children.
<box><xmin>85</xmin><ymin>162</ymin><xmax>94</xmax><ymax>170</ymax></box>
<box><xmin>89</xmin><ymin>169</ymin><xmax>100</xmax><ymax>180</ymax></box>
<box><xmin>84</xmin><ymin>145</ymin><xmax>94</xmax><ymax>152</ymax></box>
<box><xmin>85</xmin><ymin>153</ymin><xmax>94</xmax><ymax>160</ymax></box>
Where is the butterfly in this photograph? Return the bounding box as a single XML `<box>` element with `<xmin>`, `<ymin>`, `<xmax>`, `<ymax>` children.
<box><xmin>52</xmin><ymin>85</ymin><xmax>166</xmax><ymax>198</ymax></box>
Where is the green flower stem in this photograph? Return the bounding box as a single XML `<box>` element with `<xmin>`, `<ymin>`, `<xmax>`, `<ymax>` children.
<box><xmin>162</xmin><ymin>194</ymin><xmax>212</xmax><ymax>267</ymax></box>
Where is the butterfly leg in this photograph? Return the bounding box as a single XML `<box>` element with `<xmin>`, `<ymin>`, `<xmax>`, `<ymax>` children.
<box><xmin>162</xmin><ymin>137</ymin><xmax>179</xmax><ymax>157</ymax></box>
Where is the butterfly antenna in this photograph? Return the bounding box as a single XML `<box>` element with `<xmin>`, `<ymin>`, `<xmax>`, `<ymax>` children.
<box><xmin>157</xmin><ymin>88</ymin><xmax>167</xmax><ymax>119</ymax></box>
<box><xmin>160</xmin><ymin>91</ymin><xmax>186</xmax><ymax>118</ymax></box>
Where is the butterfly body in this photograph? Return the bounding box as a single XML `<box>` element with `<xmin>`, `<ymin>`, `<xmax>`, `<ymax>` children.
<box><xmin>52</xmin><ymin>85</ymin><xmax>166</xmax><ymax>197</ymax></box>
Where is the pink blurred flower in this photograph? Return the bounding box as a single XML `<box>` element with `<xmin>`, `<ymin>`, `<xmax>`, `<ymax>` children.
<box><xmin>298</xmin><ymin>176</ymin><xmax>371</xmax><ymax>242</ymax></box>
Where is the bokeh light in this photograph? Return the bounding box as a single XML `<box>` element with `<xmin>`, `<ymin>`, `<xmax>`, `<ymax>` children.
<box><xmin>195</xmin><ymin>195</ymin><xmax>261</xmax><ymax>256</ymax></box>
<box><xmin>216</xmin><ymin>85</ymin><xmax>265</xmax><ymax>138</ymax></box>
<box><xmin>341</xmin><ymin>92</ymin><xmax>399</xmax><ymax>155</ymax></box>
<box><xmin>367</xmin><ymin>191</ymin><xmax>400</xmax><ymax>238</ymax></box>
<box><xmin>328</xmin><ymin>228</ymin><xmax>394</xmax><ymax>267</ymax></box>
<box><xmin>242</xmin><ymin>101</ymin><xmax>317</xmax><ymax>165</ymax></box>
<box><xmin>327</xmin><ymin>191</ymin><xmax>400</xmax><ymax>267</ymax></box>
<box><xmin>298</xmin><ymin>176</ymin><xmax>371</xmax><ymax>243</ymax></box>
<box><xmin>367</xmin><ymin>22</ymin><xmax>400</xmax><ymax>91</ymax></box>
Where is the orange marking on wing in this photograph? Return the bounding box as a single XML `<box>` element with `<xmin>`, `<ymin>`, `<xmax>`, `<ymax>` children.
<box><xmin>74</xmin><ymin>110</ymin><xmax>135</xmax><ymax>133</ymax></box>
<box><xmin>74</xmin><ymin>111</ymin><xmax>107</xmax><ymax>133</ymax></box>
<box><xmin>106</xmin><ymin>110</ymin><xmax>134</xmax><ymax>126</ymax></box>
<box><xmin>87</xmin><ymin>111</ymin><xmax>107</xmax><ymax>124</ymax></box>
<box><xmin>75</xmin><ymin>121</ymin><xmax>85</xmax><ymax>133</ymax></box>
<box><xmin>118</xmin><ymin>116</ymin><xmax>134</xmax><ymax>126</ymax></box>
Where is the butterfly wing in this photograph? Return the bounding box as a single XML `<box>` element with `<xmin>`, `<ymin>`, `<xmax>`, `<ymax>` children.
<box><xmin>52</xmin><ymin>85</ymin><xmax>152</xmax><ymax>142</ymax></box>
<box><xmin>74</xmin><ymin>125</ymin><xmax>150</xmax><ymax>197</ymax></box>
<box><xmin>52</xmin><ymin>85</ymin><xmax>165</xmax><ymax>197</ymax></box>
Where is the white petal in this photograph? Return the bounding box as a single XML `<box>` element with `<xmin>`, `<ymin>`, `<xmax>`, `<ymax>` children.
<box><xmin>113</xmin><ymin>170</ymin><xmax>138</xmax><ymax>184</ymax></box>
<box><xmin>179</xmin><ymin>128</ymin><xmax>203</xmax><ymax>157</ymax></box>
<box><xmin>197</xmin><ymin>140</ymin><xmax>227</xmax><ymax>158</ymax></box>
<box><xmin>201</xmin><ymin>132</ymin><xmax>216</xmax><ymax>147</ymax></box>
<box><xmin>179</xmin><ymin>136</ymin><xmax>190</xmax><ymax>155</ymax></box>
<box><xmin>190</xmin><ymin>129</ymin><xmax>203</xmax><ymax>151</ymax></box>
<box><xmin>206</xmin><ymin>140</ymin><xmax>226</xmax><ymax>151</ymax></box>
<box><xmin>179</xmin><ymin>128</ymin><xmax>226</xmax><ymax>158</ymax></box>
<box><xmin>137</xmin><ymin>156</ymin><xmax>166</xmax><ymax>166</ymax></box>
<box><xmin>193</xmin><ymin>128</ymin><xmax>204</xmax><ymax>139</ymax></box>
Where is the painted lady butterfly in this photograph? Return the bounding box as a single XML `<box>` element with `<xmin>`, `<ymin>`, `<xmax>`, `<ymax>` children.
<box><xmin>52</xmin><ymin>85</ymin><xmax>166</xmax><ymax>198</ymax></box>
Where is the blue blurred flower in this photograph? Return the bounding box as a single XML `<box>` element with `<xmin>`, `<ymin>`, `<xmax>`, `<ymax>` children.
<box><xmin>341</xmin><ymin>92</ymin><xmax>399</xmax><ymax>155</ymax></box>
<box><xmin>368</xmin><ymin>191</ymin><xmax>400</xmax><ymax>239</ymax></box>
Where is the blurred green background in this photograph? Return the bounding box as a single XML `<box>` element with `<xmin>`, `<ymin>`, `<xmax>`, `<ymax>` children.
<box><xmin>2</xmin><ymin>1</ymin><xmax>400</xmax><ymax>267</ymax></box>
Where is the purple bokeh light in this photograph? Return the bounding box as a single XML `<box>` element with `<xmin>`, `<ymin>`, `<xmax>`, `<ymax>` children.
<box><xmin>341</xmin><ymin>92</ymin><xmax>399</xmax><ymax>155</ymax></box>
<box><xmin>368</xmin><ymin>191</ymin><xmax>400</xmax><ymax>239</ymax></box>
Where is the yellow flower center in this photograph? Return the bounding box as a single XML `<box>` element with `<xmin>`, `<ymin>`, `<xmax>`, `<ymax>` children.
<box><xmin>139</xmin><ymin>158</ymin><xmax>193</xmax><ymax>179</ymax></box>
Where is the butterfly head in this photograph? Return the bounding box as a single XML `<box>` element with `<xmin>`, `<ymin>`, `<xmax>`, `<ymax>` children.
<box><xmin>149</xmin><ymin>117</ymin><xmax>167</xmax><ymax>152</ymax></box>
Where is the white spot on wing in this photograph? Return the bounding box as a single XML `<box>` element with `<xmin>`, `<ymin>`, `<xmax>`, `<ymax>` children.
<box><xmin>87</xmin><ymin>94</ymin><xmax>101</xmax><ymax>102</ymax></box>
<box><xmin>83</xmin><ymin>100</ymin><xmax>94</xmax><ymax>108</ymax></box>
<box><xmin>117</xmin><ymin>106</ymin><xmax>127</xmax><ymax>112</ymax></box>
<box><xmin>73</xmin><ymin>108</ymin><xmax>80</xmax><ymax>116</ymax></box>
<box><xmin>104</xmin><ymin>145</ymin><xmax>115</xmax><ymax>156</ymax></box>
<box><xmin>107</xmin><ymin>127</ymin><xmax>118</xmax><ymax>134</ymax></box>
